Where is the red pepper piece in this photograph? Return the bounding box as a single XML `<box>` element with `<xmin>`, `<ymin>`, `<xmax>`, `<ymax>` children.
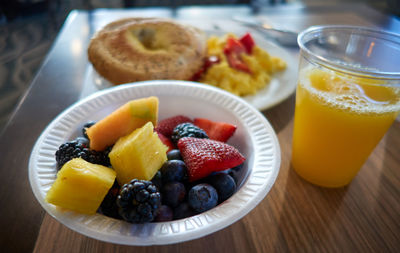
<box><xmin>223</xmin><ymin>37</ymin><xmax>251</xmax><ymax>73</ymax></box>
<box><xmin>239</xmin><ymin>32</ymin><xmax>255</xmax><ymax>54</ymax></box>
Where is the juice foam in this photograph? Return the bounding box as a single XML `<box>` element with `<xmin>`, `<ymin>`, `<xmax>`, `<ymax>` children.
<box><xmin>299</xmin><ymin>68</ymin><xmax>400</xmax><ymax>115</ymax></box>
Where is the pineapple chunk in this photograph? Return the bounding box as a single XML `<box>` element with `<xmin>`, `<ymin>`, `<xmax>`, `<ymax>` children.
<box><xmin>109</xmin><ymin>122</ymin><xmax>168</xmax><ymax>185</ymax></box>
<box><xmin>46</xmin><ymin>158</ymin><xmax>116</xmax><ymax>214</ymax></box>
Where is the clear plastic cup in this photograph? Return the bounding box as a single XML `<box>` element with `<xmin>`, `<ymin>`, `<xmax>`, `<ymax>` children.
<box><xmin>291</xmin><ymin>26</ymin><xmax>400</xmax><ymax>187</ymax></box>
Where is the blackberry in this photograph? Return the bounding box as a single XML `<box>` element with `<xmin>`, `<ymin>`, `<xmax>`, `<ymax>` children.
<box><xmin>171</xmin><ymin>123</ymin><xmax>208</xmax><ymax>144</ymax></box>
<box><xmin>82</xmin><ymin>121</ymin><xmax>96</xmax><ymax>139</ymax></box>
<box><xmin>55</xmin><ymin>138</ymin><xmax>111</xmax><ymax>169</ymax></box>
<box><xmin>116</xmin><ymin>179</ymin><xmax>161</xmax><ymax>223</ymax></box>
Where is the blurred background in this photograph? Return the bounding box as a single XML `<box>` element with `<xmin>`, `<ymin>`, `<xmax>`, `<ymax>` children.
<box><xmin>0</xmin><ymin>0</ymin><xmax>398</xmax><ymax>132</ymax></box>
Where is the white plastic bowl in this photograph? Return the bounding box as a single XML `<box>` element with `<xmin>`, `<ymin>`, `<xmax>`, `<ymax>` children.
<box><xmin>29</xmin><ymin>80</ymin><xmax>280</xmax><ymax>245</ymax></box>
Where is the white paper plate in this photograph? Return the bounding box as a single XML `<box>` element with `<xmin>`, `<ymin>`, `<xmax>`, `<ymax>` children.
<box><xmin>90</xmin><ymin>31</ymin><xmax>297</xmax><ymax>111</ymax></box>
<box><xmin>29</xmin><ymin>81</ymin><xmax>280</xmax><ymax>245</ymax></box>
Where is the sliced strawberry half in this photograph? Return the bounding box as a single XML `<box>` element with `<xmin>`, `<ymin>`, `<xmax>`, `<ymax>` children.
<box><xmin>155</xmin><ymin>115</ymin><xmax>193</xmax><ymax>138</ymax></box>
<box><xmin>178</xmin><ymin>137</ymin><xmax>245</xmax><ymax>182</ymax></box>
<box><xmin>156</xmin><ymin>131</ymin><xmax>175</xmax><ymax>153</ymax></box>
<box><xmin>194</xmin><ymin>118</ymin><xmax>237</xmax><ymax>142</ymax></box>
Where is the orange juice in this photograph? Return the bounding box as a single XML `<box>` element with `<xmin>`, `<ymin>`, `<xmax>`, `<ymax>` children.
<box><xmin>292</xmin><ymin>68</ymin><xmax>400</xmax><ymax>187</ymax></box>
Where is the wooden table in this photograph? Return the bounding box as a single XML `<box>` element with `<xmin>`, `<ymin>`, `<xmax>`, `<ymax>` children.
<box><xmin>1</xmin><ymin>3</ymin><xmax>399</xmax><ymax>253</ymax></box>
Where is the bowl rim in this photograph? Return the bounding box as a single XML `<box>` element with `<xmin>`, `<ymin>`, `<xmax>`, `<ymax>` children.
<box><xmin>28</xmin><ymin>80</ymin><xmax>281</xmax><ymax>245</ymax></box>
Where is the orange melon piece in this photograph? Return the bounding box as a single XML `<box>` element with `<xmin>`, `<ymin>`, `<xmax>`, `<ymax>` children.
<box><xmin>109</xmin><ymin>122</ymin><xmax>168</xmax><ymax>185</ymax></box>
<box><xmin>45</xmin><ymin>158</ymin><xmax>116</xmax><ymax>214</ymax></box>
<box><xmin>87</xmin><ymin>96</ymin><xmax>159</xmax><ymax>151</ymax></box>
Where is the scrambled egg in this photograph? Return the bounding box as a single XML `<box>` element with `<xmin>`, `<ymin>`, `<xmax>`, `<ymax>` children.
<box><xmin>200</xmin><ymin>34</ymin><xmax>287</xmax><ymax>96</ymax></box>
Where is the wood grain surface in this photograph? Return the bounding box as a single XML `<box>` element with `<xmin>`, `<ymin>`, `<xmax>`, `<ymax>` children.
<box><xmin>1</xmin><ymin>5</ymin><xmax>399</xmax><ymax>253</ymax></box>
<box><xmin>33</xmin><ymin>95</ymin><xmax>400</xmax><ymax>252</ymax></box>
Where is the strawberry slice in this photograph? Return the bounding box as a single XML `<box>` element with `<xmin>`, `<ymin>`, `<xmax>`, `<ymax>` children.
<box><xmin>178</xmin><ymin>137</ymin><xmax>245</xmax><ymax>182</ymax></box>
<box><xmin>155</xmin><ymin>115</ymin><xmax>193</xmax><ymax>138</ymax></box>
<box><xmin>156</xmin><ymin>132</ymin><xmax>175</xmax><ymax>153</ymax></box>
<box><xmin>194</xmin><ymin>118</ymin><xmax>237</xmax><ymax>142</ymax></box>
<box><xmin>239</xmin><ymin>32</ymin><xmax>255</xmax><ymax>54</ymax></box>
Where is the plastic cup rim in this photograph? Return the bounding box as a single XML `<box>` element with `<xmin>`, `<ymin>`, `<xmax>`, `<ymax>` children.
<box><xmin>297</xmin><ymin>25</ymin><xmax>400</xmax><ymax>82</ymax></box>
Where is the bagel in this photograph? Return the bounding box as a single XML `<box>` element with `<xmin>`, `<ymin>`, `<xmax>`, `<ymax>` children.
<box><xmin>88</xmin><ymin>17</ymin><xmax>207</xmax><ymax>85</ymax></box>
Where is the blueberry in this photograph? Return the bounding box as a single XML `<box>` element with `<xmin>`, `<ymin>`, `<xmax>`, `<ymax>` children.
<box><xmin>161</xmin><ymin>182</ymin><xmax>186</xmax><ymax>207</ymax></box>
<box><xmin>173</xmin><ymin>202</ymin><xmax>197</xmax><ymax>220</ymax></box>
<box><xmin>155</xmin><ymin>205</ymin><xmax>174</xmax><ymax>222</ymax></box>
<box><xmin>209</xmin><ymin>169</ymin><xmax>230</xmax><ymax>177</ymax></box>
<box><xmin>75</xmin><ymin>137</ymin><xmax>89</xmax><ymax>147</ymax></box>
<box><xmin>188</xmin><ymin>184</ymin><xmax>218</xmax><ymax>213</ymax></box>
<box><xmin>82</xmin><ymin>121</ymin><xmax>96</xmax><ymax>139</ymax></box>
<box><xmin>227</xmin><ymin>169</ymin><xmax>239</xmax><ymax>184</ymax></box>
<box><xmin>160</xmin><ymin>160</ymin><xmax>188</xmax><ymax>183</ymax></box>
<box><xmin>151</xmin><ymin>171</ymin><xmax>163</xmax><ymax>190</ymax></box>
<box><xmin>167</xmin><ymin>149</ymin><xmax>183</xmax><ymax>161</ymax></box>
<box><xmin>207</xmin><ymin>172</ymin><xmax>236</xmax><ymax>203</ymax></box>
<box><xmin>229</xmin><ymin>163</ymin><xmax>244</xmax><ymax>183</ymax></box>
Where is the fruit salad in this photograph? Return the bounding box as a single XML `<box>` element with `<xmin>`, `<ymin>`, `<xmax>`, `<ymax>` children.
<box><xmin>47</xmin><ymin>96</ymin><xmax>246</xmax><ymax>223</ymax></box>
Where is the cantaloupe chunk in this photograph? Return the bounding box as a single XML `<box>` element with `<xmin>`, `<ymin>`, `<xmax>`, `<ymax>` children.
<box><xmin>87</xmin><ymin>96</ymin><xmax>159</xmax><ymax>151</ymax></box>
<box><xmin>46</xmin><ymin>158</ymin><xmax>116</xmax><ymax>214</ymax></box>
<box><xmin>109</xmin><ymin>122</ymin><xmax>168</xmax><ymax>185</ymax></box>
